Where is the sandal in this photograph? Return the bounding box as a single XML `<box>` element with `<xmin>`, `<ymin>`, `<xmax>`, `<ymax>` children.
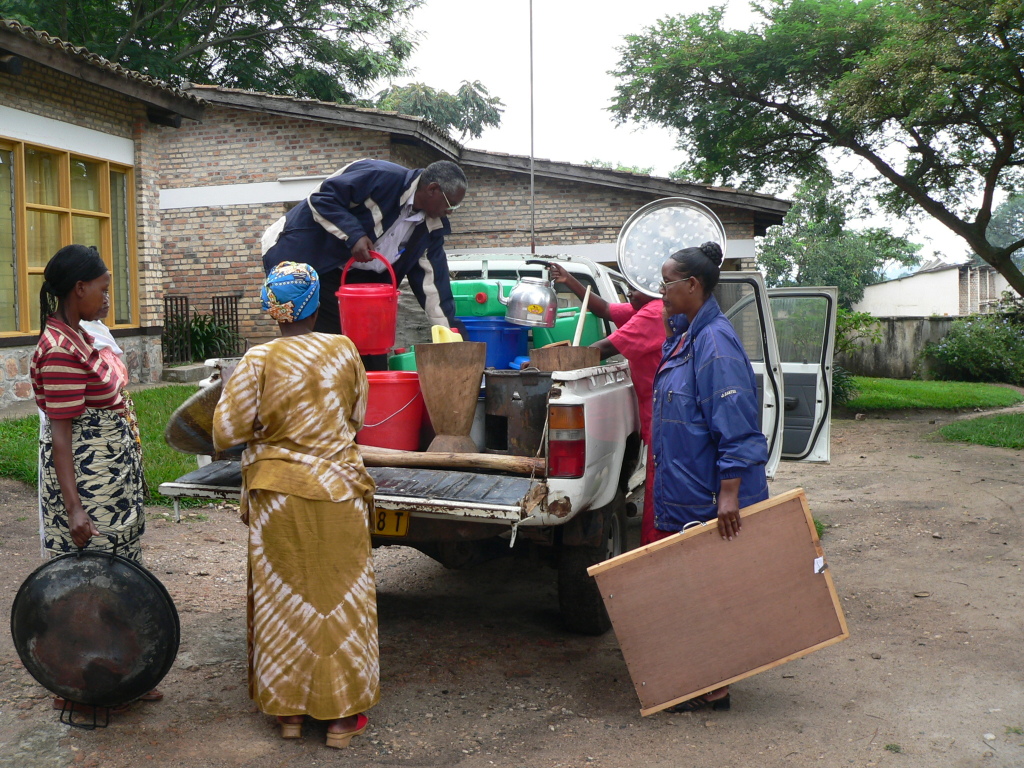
<box><xmin>325</xmin><ymin>713</ymin><xmax>368</xmax><ymax>749</ymax></box>
<box><xmin>277</xmin><ymin>715</ymin><xmax>305</xmax><ymax>739</ymax></box>
<box><xmin>666</xmin><ymin>693</ymin><xmax>731</xmax><ymax>713</ymax></box>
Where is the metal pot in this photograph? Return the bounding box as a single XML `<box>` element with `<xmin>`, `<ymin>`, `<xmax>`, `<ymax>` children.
<box><xmin>497</xmin><ymin>260</ymin><xmax>558</xmax><ymax>327</ymax></box>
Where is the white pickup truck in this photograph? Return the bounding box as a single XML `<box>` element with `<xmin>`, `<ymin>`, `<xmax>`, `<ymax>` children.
<box><xmin>160</xmin><ymin>254</ymin><xmax>838</xmax><ymax>635</ymax></box>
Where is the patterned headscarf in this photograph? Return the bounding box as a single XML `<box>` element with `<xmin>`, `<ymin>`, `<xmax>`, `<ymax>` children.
<box><xmin>262</xmin><ymin>262</ymin><xmax>320</xmax><ymax>323</ymax></box>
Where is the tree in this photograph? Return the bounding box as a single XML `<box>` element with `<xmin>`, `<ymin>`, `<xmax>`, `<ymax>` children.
<box><xmin>611</xmin><ymin>0</ymin><xmax>1024</xmax><ymax>296</ymax></box>
<box><xmin>975</xmin><ymin>195</ymin><xmax>1024</xmax><ymax>269</ymax></box>
<box><xmin>757</xmin><ymin>176</ymin><xmax>921</xmax><ymax>307</ymax></box>
<box><xmin>374</xmin><ymin>80</ymin><xmax>504</xmax><ymax>141</ymax></box>
<box><xmin>0</xmin><ymin>0</ymin><xmax>420</xmax><ymax>102</ymax></box>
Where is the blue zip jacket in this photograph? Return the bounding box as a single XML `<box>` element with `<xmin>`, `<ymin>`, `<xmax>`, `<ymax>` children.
<box><xmin>651</xmin><ymin>295</ymin><xmax>769</xmax><ymax>531</ymax></box>
<box><xmin>261</xmin><ymin>159</ymin><xmax>459</xmax><ymax>327</ymax></box>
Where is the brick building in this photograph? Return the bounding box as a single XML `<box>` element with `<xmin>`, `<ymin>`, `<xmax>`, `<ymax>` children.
<box><xmin>159</xmin><ymin>86</ymin><xmax>790</xmax><ymax>344</ymax></box>
<box><xmin>0</xmin><ymin>19</ymin><xmax>202</xmax><ymax>409</ymax></box>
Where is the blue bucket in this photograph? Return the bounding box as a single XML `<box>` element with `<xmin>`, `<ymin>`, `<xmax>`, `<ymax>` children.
<box><xmin>458</xmin><ymin>317</ymin><xmax>530</xmax><ymax>370</ymax></box>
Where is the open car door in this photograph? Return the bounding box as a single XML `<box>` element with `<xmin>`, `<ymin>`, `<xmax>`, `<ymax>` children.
<box><xmin>715</xmin><ymin>273</ymin><xmax>784</xmax><ymax>479</ymax></box>
<box><xmin>767</xmin><ymin>287</ymin><xmax>838</xmax><ymax>462</ymax></box>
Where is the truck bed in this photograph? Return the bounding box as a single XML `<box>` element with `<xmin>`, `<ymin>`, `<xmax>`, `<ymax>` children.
<box><xmin>159</xmin><ymin>460</ymin><xmax>540</xmax><ymax>522</ymax></box>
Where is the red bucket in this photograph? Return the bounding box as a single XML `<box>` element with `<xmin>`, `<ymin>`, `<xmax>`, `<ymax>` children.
<box><xmin>357</xmin><ymin>371</ymin><xmax>424</xmax><ymax>452</ymax></box>
<box><xmin>336</xmin><ymin>251</ymin><xmax>398</xmax><ymax>355</ymax></box>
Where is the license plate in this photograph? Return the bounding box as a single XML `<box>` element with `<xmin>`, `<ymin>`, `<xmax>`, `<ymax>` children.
<box><xmin>372</xmin><ymin>507</ymin><xmax>410</xmax><ymax>537</ymax></box>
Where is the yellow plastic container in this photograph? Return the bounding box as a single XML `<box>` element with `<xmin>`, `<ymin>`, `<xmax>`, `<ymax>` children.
<box><xmin>431</xmin><ymin>325</ymin><xmax>464</xmax><ymax>343</ymax></box>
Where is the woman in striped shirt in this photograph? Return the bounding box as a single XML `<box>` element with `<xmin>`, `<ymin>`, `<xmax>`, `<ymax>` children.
<box><xmin>30</xmin><ymin>244</ymin><xmax>147</xmax><ymax>564</ymax></box>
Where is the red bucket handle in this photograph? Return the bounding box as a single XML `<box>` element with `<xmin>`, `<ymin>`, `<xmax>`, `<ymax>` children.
<box><xmin>341</xmin><ymin>250</ymin><xmax>398</xmax><ymax>291</ymax></box>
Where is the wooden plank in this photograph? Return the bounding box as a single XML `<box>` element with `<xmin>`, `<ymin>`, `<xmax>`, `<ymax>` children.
<box><xmin>587</xmin><ymin>488</ymin><xmax>848</xmax><ymax>716</ymax></box>
<box><xmin>360</xmin><ymin>447</ymin><xmax>544</xmax><ymax>475</ymax></box>
<box><xmin>529</xmin><ymin>346</ymin><xmax>600</xmax><ymax>372</ymax></box>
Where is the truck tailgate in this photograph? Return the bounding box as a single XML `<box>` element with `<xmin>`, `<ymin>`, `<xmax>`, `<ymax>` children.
<box><xmin>371</xmin><ymin>467</ymin><xmax>536</xmax><ymax>520</ymax></box>
<box><xmin>159</xmin><ymin>461</ymin><xmax>539</xmax><ymax>522</ymax></box>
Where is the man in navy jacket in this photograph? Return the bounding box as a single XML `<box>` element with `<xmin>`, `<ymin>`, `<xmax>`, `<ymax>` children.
<box><xmin>261</xmin><ymin>158</ymin><xmax>468</xmax><ymax>364</ymax></box>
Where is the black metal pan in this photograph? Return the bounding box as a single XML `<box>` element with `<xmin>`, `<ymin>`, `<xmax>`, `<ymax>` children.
<box><xmin>10</xmin><ymin>547</ymin><xmax>179</xmax><ymax>709</ymax></box>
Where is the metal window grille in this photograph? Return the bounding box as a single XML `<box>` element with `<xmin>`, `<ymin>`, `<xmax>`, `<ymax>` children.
<box><xmin>162</xmin><ymin>295</ymin><xmax>191</xmax><ymax>364</ymax></box>
<box><xmin>211</xmin><ymin>295</ymin><xmax>244</xmax><ymax>355</ymax></box>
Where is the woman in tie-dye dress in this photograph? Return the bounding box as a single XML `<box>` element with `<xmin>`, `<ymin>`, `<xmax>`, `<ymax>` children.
<box><xmin>213</xmin><ymin>262</ymin><xmax>378</xmax><ymax>748</ymax></box>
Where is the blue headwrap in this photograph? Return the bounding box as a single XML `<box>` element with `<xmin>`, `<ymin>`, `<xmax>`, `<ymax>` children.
<box><xmin>262</xmin><ymin>262</ymin><xmax>320</xmax><ymax>323</ymax></box>
<box><xmin>260</xmin><ymin>262</ymin><xmax>319</xmax><ymax>321</ymax></box>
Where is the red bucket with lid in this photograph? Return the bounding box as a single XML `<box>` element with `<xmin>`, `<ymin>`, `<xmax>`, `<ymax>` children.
<box><xmin>336</xmin><ymin>251</ymin><xmax>398</xmax><ymax>355</ymax></box>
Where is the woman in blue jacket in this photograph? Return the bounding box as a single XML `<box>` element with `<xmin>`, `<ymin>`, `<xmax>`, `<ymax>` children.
<box><xmin>650</xmin><ymin>241</ymin><xmax>770</xmax><ymax>712</ymax></box>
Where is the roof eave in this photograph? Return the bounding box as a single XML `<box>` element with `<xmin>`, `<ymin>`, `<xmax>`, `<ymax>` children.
<box><xmin>190</xmin><ymin>86</ymin><xmax>462</xmax><ymax>160</ymax></box>
<box><xmin>459</xmin><ymin>149</ymin><xmax>789</xmax><ymax>226</ymax></box>
<box><xmin>0</xmin><ymin>26</ymin><xmax>203</xmax><ymax>120</ymax></box>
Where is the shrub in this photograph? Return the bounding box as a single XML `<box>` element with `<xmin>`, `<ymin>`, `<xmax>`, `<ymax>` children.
<box><xmin>996</xmin><ymin>289</ymin><xmax>1024</xmax><ymax>324</ymax></box>
<box><xmin>926</xmin><ymin>314</ymin><xmax>1024</xmax><ymax>386</ymax></box>
<box><xmin>831</xmin><ymin>308</ymin><xmax>877</xmax><ymax>405</ymax></box>
<box><xmin>162</xmin><ymin>312</ymin><xmax>242</xmax><ymax>364</ymax></box>
<box><xmin>835</xmin><ymin>308</ymin><xmax>881</xmax><ymax>357</ymax></box>
<box><xmin>189</xmin><ymin>313</ymin><xmax>242</xmax><ymax>360</ymax></box>
<box><xmin>831</xmin><ymin>364</ymin><xmax>858</xmax><ymax>406</ymax></box>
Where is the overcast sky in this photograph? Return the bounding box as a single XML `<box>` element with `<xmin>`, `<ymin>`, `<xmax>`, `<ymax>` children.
<box><xmin>392</xmin><ymin>0</ymin><xmax>961</xmax><ymax>262</ymax></box>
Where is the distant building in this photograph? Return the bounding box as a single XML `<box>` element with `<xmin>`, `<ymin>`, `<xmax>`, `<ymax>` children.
<box><xmin>854</xmin><ymin>258</ymin><xmax>1012</xmax><ymax>317</ymax></box>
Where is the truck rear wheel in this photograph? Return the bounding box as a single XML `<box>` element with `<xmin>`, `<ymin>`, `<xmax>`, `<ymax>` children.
<box><xmin>557</xmin><ymin>492</ymin><xmax>625</xmax><ymax>635</ymax></box>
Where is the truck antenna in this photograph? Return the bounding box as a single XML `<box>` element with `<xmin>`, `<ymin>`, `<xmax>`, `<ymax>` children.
<box><xmin>529</xmin><ymin>0</ymin><xmax>536</xmax><ymax>255</ymax></box>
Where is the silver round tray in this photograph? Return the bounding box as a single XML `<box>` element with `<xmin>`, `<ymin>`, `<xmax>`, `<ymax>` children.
<box><xmin>616</xmin><ymin>198</ymin><xmax>727</xmax><ymax>297</ymax></box>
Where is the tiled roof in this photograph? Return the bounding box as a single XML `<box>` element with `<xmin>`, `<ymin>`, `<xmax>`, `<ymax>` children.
<box><xmin>0</xmin><ymin>17</ymin><xmax>203</xmax><ymax>108</ymax></box>
<box><xmin>464</xmin><ymin>146</ymin><xmax>783</xmax><ymax>200</ymax></box>
<box><xmin>188</xmin><ymin>84</ymin><xmax>454</xmax><ymax>143</ymax></box>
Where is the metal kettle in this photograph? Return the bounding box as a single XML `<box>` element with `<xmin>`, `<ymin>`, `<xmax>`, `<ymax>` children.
<box><xmin>497</xmin><ymin>260</ymin><xmax>558</xmax><ymax>327</ymax></box>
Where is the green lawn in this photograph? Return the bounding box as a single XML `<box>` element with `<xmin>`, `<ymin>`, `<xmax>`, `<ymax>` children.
<box><xmin>0</xmin><ymin>385</ymin><xmax>200</xmax><ymax>506</ymax></box>
<box><xmin>134</xmin><ymin>385</ymin><xmax>202</xmax><ymax>505</ymax></box>
<box><xmin>939</xmin><ymin>414</ymin><xmax>1024</xmax><ymax>450</ymax></box>
<box><xmin>0</xmin><ymin>414</ymin><xmax>41</xmax><ymax>487</ymax></box>
<box><xmin>846</xmin><ymin>377</ymin><xmax>1024</xmax><ymax>411</ymax></box>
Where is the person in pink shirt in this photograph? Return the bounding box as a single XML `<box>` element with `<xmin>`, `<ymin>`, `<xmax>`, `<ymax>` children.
<box><xmin>548</xmin><ymin>263</ymin><xmax>667</xmax><ymax>544</ymax></box>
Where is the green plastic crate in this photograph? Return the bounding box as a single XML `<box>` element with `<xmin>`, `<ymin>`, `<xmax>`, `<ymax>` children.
<box><xmin>532</xmin><ymin>309</ymin><xmax>605</xmax><ymax>348</ymax></box>
<box><xmin>388</xmin><ymin>348</ymin><xmax>417</xmax><ymax>371</ymax></box>
<box><xmin>451</xmin><ymin>280</ymin><xmax>515</xmax><ymax>317</ymax></box>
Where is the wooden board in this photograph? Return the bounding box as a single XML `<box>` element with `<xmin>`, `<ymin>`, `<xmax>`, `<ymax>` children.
<box><xmin>587</xmin><ymin>488</ymin><xmax>848</xmax><ymax>716</ymax></box>
<box><xmin>529</xmin><ymin>346</ymin><xmax>600</xmax><ymax>372</ymax></box>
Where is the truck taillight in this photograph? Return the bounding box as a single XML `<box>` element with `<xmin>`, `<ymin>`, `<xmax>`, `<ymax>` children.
<box><xmin>548</xmin><ymin>405</ymin><xmax>585</xmax><ymax>478</ymax></box>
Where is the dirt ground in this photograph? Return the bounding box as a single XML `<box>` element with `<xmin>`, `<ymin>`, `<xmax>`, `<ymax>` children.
<box><xmin>0</xmin><ymin>409</ymin><xmax>1021</xmax><ymax>768</ymax></box>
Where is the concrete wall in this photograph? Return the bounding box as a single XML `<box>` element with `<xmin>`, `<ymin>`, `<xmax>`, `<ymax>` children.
<box><xmin>0</xmin><ymin>59</ymin><xmax>165</xmax><ymax>409</ymax></box>
<box><xmin>837</xmin><ymin>316</ymin><xmax>956</xmax><ymax>379</ymax></box>
<box><xmin>854</xmin><ymin>269</ymin><xmax>960</xmax><ymax>317</ymax></box>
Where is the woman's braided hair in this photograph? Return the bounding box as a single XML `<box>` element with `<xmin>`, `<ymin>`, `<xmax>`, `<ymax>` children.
<box><xmin>39</xmin><ymin>244</ymin><xmax>107</xmax><ymax>333</ymax></box>
<box><xmin>667</xmin><ymin>241</ymin><xmax>724</xmax><ymax>296</ymax></box>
